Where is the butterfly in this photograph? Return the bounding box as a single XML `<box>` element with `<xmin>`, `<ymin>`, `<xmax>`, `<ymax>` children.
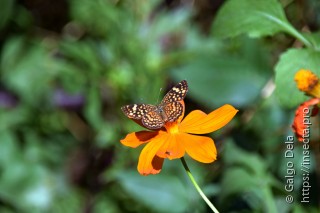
<box><xmin>121</xmin><ymin>80</ymin><xmax>188</xmax><ymax>129</ymax></box>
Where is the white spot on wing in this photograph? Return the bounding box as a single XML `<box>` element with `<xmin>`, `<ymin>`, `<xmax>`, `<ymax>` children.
<box><xmin>132</xmin><ymin>104</ymin><xmax>137</xmax><ymax>111</ymax></box>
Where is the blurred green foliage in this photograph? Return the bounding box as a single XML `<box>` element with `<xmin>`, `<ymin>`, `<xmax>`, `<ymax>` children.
<box><xmin>0</xmin><ymin>0</ymin><xmax>319</xmax><ymax>213</ymax></box>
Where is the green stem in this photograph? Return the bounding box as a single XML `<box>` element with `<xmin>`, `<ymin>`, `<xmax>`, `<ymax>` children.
<box><xmin>180</xmin><ymin>157</ymin><xmax>219</xmax><ymax>213</ymax></box>
<box><xmin>283</xmin><ymin>24</ymin><xmax>313</xmax><ymax>48</ymax></box>
<box><xmin>258</xmin><ymin>12</ymin><xmax>313</xmax><ymax>48</ymax></box>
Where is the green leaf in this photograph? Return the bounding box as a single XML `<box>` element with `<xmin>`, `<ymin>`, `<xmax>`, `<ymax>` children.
<box><xmin>84</xmin><ymin>86</ymin><xmax>103</xmax><ymax>129</ymax></box>
<box><xmin>212</xmin><ymin>0</ymin><xmax>290</xmax><ymax>38</ymax></box>
<box><xmin>223</xmin><ymin>140</ymin><xmax>267</xmax><ymax>176</ymax></box>
<box><xmin>0</xmin><ymin>107</ymin><xmax>30</xmax><ymax>131</ymax></box>
<box><xmin>117</xmin><ymin>171</ymin><xmax>188</xmax><ymax>213</ymax></box>
<box><xmin>0</xmin><ymin>37</ymin><xmax>62</xmax><ymax>105</ymax></box>
<box><xmin>220</xmin><ymin>141</ymin><xmax>277</xmax><ymax>211</ymax></box>
<box><xmin>172</xmin><ymin>37</ymin><xmax>271</xmax><ymax>107</ymax></box>
<box><xmin>50</xmin><ymin>189</ymin><xmax>84</xmax><ymax>213</ymax></box>
<box><xmin>220</xmin><ymin>167</ymin><xmax>258</xmax><ymax>200</ymax></box>
<box><xmin>92</xmin><ymin>193</ymin><xmax>119</xmax><ymax>213</ymax></box>
<box><xmin>0</xmin><ymin>132</ymin><xmax>18</xmax><ymax>166</ymax></box>
<box><xmin>274</xmin><ymin>48</ymin><xmax>320</xmax><ymax>108</ymax></box>
<box><xmin>302</xmin><ymin>32</ymin><xmax>320</xmax><ymax>50</ymax></box>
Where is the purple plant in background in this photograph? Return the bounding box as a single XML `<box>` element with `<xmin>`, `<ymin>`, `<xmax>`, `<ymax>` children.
<box><xmin>0</xmin><ymin>90</ymin><xmax>18</xmax><ymax>108</ymax></box>
<box><xmin>53</xmin><ymin>88</ymin><xmax>85</xmax><ymax>110</ymax></box>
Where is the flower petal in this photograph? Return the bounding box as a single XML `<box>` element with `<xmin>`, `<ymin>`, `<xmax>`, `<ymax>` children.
<box><xmin>179</xmin><ymin>104</ymin><xmax>238</xmax><ymax>134</ymax></box>
<box><xmin>139</xmin><ymin>155</ymin><xmax>164</xmax><ymax>176</ymax></box>
<box><xmin>179</xmin><ymin>110</ymin><xmax>207</xmax><ymax>124</ymax></box>
<box><xmin>120</xmin><ymin>131</ymin><xmax>158</xmax><ymax>148</ymax></box>
<box><xmin>137</xmin><ymin>132</ymin><xmax>168</xmax><ymax>175</ymax></box>
<box><xmin>292</xmin><ymin>98</ymin><xmax>320</xmax><ymax>142</ymax></box>
<box><xmin>156</xmin><ymin>134</ymin><xmax>185</xmax><ymax>160</ymax></box>
<box><xmin>151</xmin><ymin>155</ymin><xmax>165</xmax><ymax>174</ymax></box>
<box><xmin>179</xmin><ymin>133</ymin><xmax>217</xmax><ymax>163</ymax></box>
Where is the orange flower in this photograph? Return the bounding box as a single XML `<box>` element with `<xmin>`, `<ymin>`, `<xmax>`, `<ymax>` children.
<box><xmin>294</xmin><ymin>69</ymin><xmax>320</xmax><ymax>98</ymax></box>
<box><xmin>292</xmin><ymin>69</ymin><xmax>320</xmax><ymax>142</ymax></box>
<box><xmin>292</xmin><ymin>98</ymin><xmax>319</xmax><ymax>142</ymax></box>
<box><xmin>121</xmin><ymin>102</ymin><xmax>238</xmax><ymax>175</ymax></box>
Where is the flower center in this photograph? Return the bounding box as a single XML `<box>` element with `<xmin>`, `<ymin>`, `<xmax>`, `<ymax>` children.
<box><xmin>164</xmin><ymin>121</ymin><xmax>180</xmax><ymax>134</ymax></box>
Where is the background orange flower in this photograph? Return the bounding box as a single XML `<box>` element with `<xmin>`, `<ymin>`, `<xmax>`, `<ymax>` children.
<box><xmin>292</xmin><ymin>69</ymin><xmax>320</xmax><ymax>142</ymax></box>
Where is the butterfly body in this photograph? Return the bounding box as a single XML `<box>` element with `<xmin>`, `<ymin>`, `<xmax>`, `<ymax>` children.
<box><xmin>156</xmin><ymin>105</ymin><xmax>168</xmax><ymax>122</ymax></box>
<box><xmin>121</xmin><ymin>80</ymin><xmax>188</xmax><ymax>129</ymax></box>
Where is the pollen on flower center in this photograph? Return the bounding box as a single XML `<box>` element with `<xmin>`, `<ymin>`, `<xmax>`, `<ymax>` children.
<box><xmin>164</xmin><ymin>121</ymin><xmax>179</xmax><ymax>134</ymax></box>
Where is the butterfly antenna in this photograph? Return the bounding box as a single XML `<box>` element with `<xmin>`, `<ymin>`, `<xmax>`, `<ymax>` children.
<box><xmin>156</xmin><ymin>87</ymin><xmax>162</xmax><ymax>104</ymax></box>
